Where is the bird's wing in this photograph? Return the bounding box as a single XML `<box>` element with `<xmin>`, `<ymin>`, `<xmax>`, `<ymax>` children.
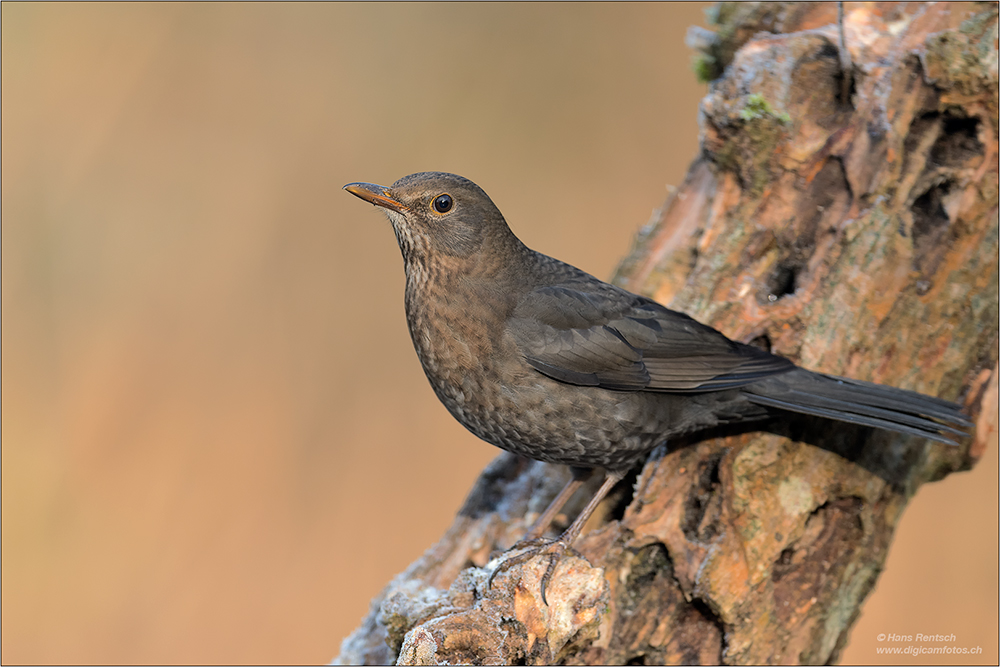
<box><xmin>507</xmin><ymin>284</ymin><xmax>795</xmax><ymax>392</ymax></box>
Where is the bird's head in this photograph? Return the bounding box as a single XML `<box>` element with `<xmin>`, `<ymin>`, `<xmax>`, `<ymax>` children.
<box><xmin>344</xmin><ymin>172</ymin><xmax>524</xmax><ymax>273</ymax></box>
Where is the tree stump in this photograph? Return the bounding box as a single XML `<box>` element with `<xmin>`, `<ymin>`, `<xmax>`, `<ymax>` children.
<box><xmin>336</xmin><ymin>3</ymin><xmax>998</xmax><ymax>664</ymax></box>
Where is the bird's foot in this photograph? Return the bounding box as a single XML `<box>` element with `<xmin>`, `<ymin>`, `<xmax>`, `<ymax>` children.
<box><xmin>486</xmin><ymin>538</ymin><xmax>580</xmax><ymax>605</ymax></box>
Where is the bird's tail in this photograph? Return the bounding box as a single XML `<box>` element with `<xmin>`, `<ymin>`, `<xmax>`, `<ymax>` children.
<box><xmin>742</xmin><ymin>369</ymin><xmax>972</xmax><ymax>445</ymax></box>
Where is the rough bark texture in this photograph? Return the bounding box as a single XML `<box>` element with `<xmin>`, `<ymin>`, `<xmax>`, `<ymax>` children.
<box><xmin>335</xmin><ymin>3</ymin><xmax>998</xmax><ymax>665</ymax></box>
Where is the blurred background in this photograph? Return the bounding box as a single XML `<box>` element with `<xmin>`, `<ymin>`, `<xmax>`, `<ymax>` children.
<box><xmin>2</xmin><ymin>3</ymin><xmax>996</xmax><ymax>664</ymax></box>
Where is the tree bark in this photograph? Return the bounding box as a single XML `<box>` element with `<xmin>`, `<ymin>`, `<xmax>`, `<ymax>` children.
<box><xmin>336</xmin><ymin>3</ymin><xmax>998</xmax><ymax>665</ymax></box>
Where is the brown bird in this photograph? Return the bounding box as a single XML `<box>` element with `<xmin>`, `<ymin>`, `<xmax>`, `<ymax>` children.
<box><xmin>344</xmin><ymin>171</ymin><xmax>970</xmax><ymax>601</ymax></box>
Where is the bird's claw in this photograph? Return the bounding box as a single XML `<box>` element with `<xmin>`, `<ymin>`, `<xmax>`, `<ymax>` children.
<box><xmin>486</xmin><ymin>538</ymin><xmax>578</xmax><ymax>605</ymax></box>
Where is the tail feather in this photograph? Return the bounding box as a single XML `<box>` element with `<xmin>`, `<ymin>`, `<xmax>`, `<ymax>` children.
<box><xmin>743</xmin><ymin>370</ymin><xmax>972</xmax><ymax>446</ymax></box>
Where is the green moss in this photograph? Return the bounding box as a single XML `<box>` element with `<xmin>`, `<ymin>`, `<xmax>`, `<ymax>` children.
<box><xmin>691</xmin><ymin>3</ymin><xmax>749</xmax><ymax>82</ymax></box>
<box><xmin>693</xmin><ymin>53</ymin><xmax>718</xmax><ymax>84</ymax></box>
<box><xmin>740</xmin><ymin>92</ymin><xmax>791</xmax><ymax>124</ymax></box>
<box><xmin>699</xmin><ymin>2</ymin><xmax>788</xmax><ymax>79</ymax></box>
<box><xmin>712</xmin><ymin>93</ymin><xmax>792</xmax><ymax>196</ymax></box>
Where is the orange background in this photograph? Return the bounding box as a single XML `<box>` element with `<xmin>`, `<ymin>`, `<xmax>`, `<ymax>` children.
<box><xmin>2</xmin><ymin>3</ymin><xmax>996</xmax><ymax>664</ymax></box>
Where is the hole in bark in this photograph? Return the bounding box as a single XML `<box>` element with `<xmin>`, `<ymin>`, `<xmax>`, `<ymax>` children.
<box><xmin>691</xmin><ymin>597</ymin><xmax>724</xmax><ymax>628</ymax></box>
<box><xmin>767</xmin><ymin>261</ymin><xmax>799</xmax><ymax>301</ymax></box>
<box><xmin>772</xmin><ymin>546</ymin><xmax>796</xmax><ymax>582</ymax></box>
<box><xmin>761</xmin><ymin>158</ymin><xmax>848</xmax><ymax>306</ymax></box>
<box><xmin>832</xmin><ymin>39</ymin><xmax>856</xmax><ymax>108</ymax></box>
<box><xmin>628</xmin><ymin>543</ymin><xmax>671</xmax><ymax>587</ymax></box>
<box><xmin>931</xmin><ymin>113</ymin><xmax>983</xmax><ymax>167</ymax></box>
<box><xmin>682</xmin><ymin>451</ymin><xmax>724</xmax><ymax>542</ymax></box>
<box><xmin>911</xmin><ymin>180</ymin><xmax>954</xmax><ymax>278</ymax></box>
<box><xmin>913</xmin><ymin>181</ymin><xmax>951</xmax><ymax>238</ymax></box>
<box><xmin>747</xmin><ymin>333</ymin><xmax>773</xmax><ymax>353</ymax></box>
<box><xmin>837</xmin><ymin>69</ymin><xmax>856</xmax><ymax>107</ymax></box>
<box><xmin>687</xmin><ymin>597</ymin><xmax>727</xmax><ymax>662</ymax></box>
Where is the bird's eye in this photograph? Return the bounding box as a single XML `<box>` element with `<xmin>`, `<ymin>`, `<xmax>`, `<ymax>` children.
<box><xmin>432</xmin><ymin>194</ymin><xmax>453</xmax><ymax>213</ymax></box>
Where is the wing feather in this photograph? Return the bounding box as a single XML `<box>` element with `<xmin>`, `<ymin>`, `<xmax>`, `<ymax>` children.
<box><xmin>509</xmin><ymin>281</ymin><xmax>794</xmax><ymax>393</ymax></box>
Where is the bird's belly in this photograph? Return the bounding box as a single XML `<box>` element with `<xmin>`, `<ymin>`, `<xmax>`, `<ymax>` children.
<box><xmin>426</xmin><ymin>354</ymin><xmax>672</xmax><ymax>469</ymax></box>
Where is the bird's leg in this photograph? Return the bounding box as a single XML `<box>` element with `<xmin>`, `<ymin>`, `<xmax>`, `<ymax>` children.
<box><xmin>487</xmin><ymin>469</ymin><xmax>626</xmax><ymax>605</ymax></box>
<box><xmin>535</xmin><ymin>470</ymin><xmax>625</xmax><ymax>604</ymax></box>
<box><xmin>517</xmin><ymin>466</ymin><xmax>592</xmax><ymax>544</ymax></box>
<box><xmin>486</xmin><ymin>468</ymin><xmax>589</xmax><ymax>590</ymax></box>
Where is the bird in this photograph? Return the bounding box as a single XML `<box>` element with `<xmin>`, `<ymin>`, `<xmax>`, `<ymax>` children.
<box><xmin>343</xmin><ymin>171</ymin><xmax>971</xmax><ymax>602</ymax></box>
